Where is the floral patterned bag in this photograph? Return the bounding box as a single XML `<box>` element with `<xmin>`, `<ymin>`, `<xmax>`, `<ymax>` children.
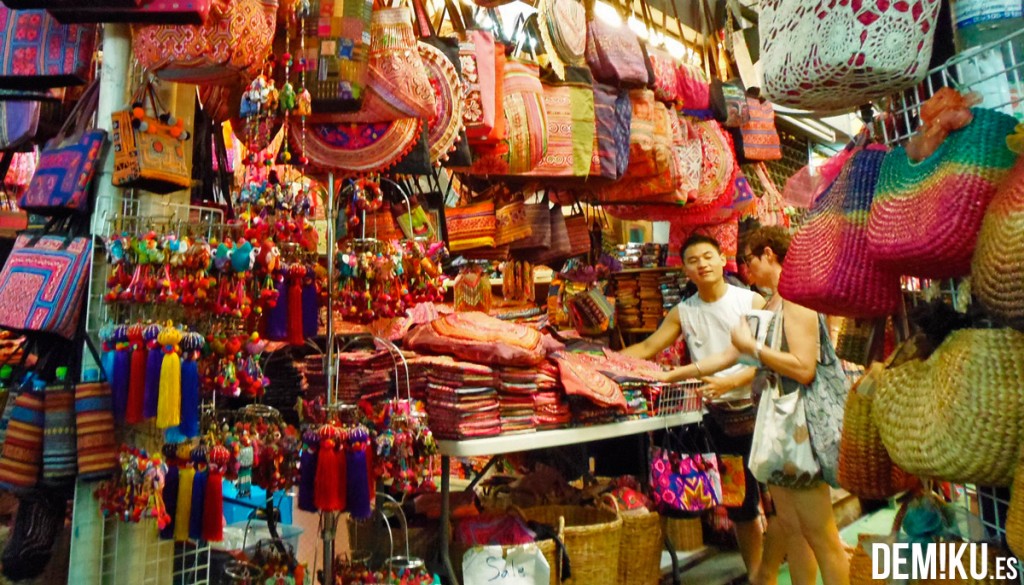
<box><xmin>649</xmin><ymin>444</ymin><xmax>718</xmax><ymax>515</ymax></box>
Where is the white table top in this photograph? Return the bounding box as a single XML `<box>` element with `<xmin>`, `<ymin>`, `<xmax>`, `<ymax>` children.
<box><xmin>437</xmin><ymin>410</ymin><xmax>703</xmax><ymax>457</ymax></box>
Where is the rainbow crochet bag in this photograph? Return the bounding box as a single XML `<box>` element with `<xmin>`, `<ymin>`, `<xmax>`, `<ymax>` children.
<box><xmin>973</xmin><ymin>157</ymin><xmax>1024</xmax><ymax>330</ymax></box>
<box><xmin>779</xmin><ymin>145</ymin><xmax>902</xmax><ymax>319</ymax></box>
<box><xmin>866</xmin><ymin>107</ymin><xmax>1018</xmax><ymax>279</ymax></box>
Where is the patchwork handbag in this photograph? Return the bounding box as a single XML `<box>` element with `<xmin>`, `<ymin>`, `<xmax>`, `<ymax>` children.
<box><xmin>649</xmin><ymin>445</ymin><xmax>718</xmax><ymax>515</ymax></box>
<box><xmin>300</xmin><ymin>0</ymin><xmax>374</xmax><ymax>113</ymax></box>
<box><xmin>0</xmin><ymin>232</ymin><xmax>93</xmax><ymax>339</ymax></box>
<box><xmin>678</xmin><ymin>63</ymin><xmax>710</xmax><ymax>111</ymax></box>
<box><xmin>0</xmin><ymin>8</ymin><xmax>97</xmax><ymax>89</ymax></box>
<box><xmin>442</xmin><ymin>0</ymin><xmax>499</xmax><ymax>141</ymax></box>
<box><xmin>590</xmin><ymin>83</ymin><xmax>631</xmax><ymax>180</ymax></box>
<box><xmin>779</xmin><ymin>145</ymin><xmax>903</xmax><ymax>319</ymax></box>
<box><xmin>19</xmin><ymin>81</ymin><xmax>106</xmax><ymax>216</ymax></box>
<box><xmin>0</xmin><ymin>389</ymin><xmax>44</xmax><ymax>491</ymax></box>
<box><xmin>43</xmin><ymin>0</ymin><xmax>211</xmax><ymax>25</ymax></box>
<box><xmin>866</xmin><ymin>107</ymin><xmax>1018</xmax><ymax>279</ymax></box>
<box><xmin>526</xmin><ymin>65</ymin><xmax>595</xmax><ymax>178</ymax></box>
<box><xmin>132</xmin><ymin>0</ymin><xmax>278</xmax><ymax>84</ymax></box>
<box><xmin>493</xmin><ymin>188</ymin><xmax>531</xmax><ymax>246</ymax></box>
<box><xmin>759</xmin><ymin>0</ymin><xmax>942</xmax><ymax>111</ymax></box>
<box><xmin>709</xmin><ymin>79</ymin><xmax>749</xmax><ymax>127</ymax></box>
<box><xmin>468</xmin><ymin>57</ymin><xmax>548</xmax><ymax>176</ymax></box>
<box><xmin>111</xmin><ymin>81</ymin><xmax>191</xmax><ymax>194</ymax></box>
<box><xmin>736</xmin><ymin>97</ymin><xmax>782</xmax><ymax>162</ymax></box>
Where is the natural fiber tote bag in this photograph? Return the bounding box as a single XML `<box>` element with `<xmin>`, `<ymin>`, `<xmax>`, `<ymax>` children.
<box><xmin>779</xmin><ymin>146</ymin><xmax>902</xmax><ymax>319</ymax></box>
<box><xmin>866</xmin><ymin>107</ymin><xmax>1018</xmax><ymax>279</ymax></box>
<box><xmin>873</xmin><ymin>328</ymin><xmax>1024</xmax><ymax>488</ymax></box>
<box><xmin>759</xmin><ymin>0</ymin><xmax>942</xmax><ymax>111</ymax></box>
<box><xmin>974</xmin><ymin>156</ymin><xmax>1024</xmax><ymax>330</ymax></box>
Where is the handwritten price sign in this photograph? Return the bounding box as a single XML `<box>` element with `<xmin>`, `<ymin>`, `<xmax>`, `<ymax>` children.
<box><xmin>462</xmin><ymin>544</ymin><xmax>550</xmax><ymax>585</ymax></box>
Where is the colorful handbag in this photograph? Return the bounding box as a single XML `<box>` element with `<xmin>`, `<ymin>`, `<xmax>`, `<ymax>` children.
<box><xmin>564</xmin><ymin>206</ymin><xmax>590</xmax><ymax>258</ymax></box>
<box><xmin>417</xmin><ymin>40</ymin><xmax>466</xmax><ymax>165</ymax></box>
<box><xmin>43</xmin><ymin>0</ymin><xmax>211</xmax><ymax>25</ymax></box>
<box><xmin>0</xmin><ymin>390</ymin><xmax>44</xmax><ymax>491</ymax></box>
<box><xmin>41</xmin><ymin>385</ymin><xmax>76</xmax><ymax>487</ymax></box>
<box><xmin>709</xmin><ymin>79</ymin><xmax>749</xmax><ymax>127</ymax></box>
<box><xmin>544</xmin><ymin>0</ymin><xmax>585</xmax><ymax>66</ymax></box>
<box><xmin>717</xmin><ymin>454</ymin><xmax>746</xmax><ymax>508</ymax></box>
<box><xmin>649</xmin><ymin>446</ymin><xmax>718</xmax><ymax>515</ymax></box>
<box><xmin>584</xmin><ymin>5</ymin><xmax>648</xmax><ymax>88</ymax></box>
<box><xmin>19</xmin><ymin>82</ymin><xmax>106</xmax><ymax>216</ymax></box>
<box><xmin>468</xmin><ymin>57</ymin><xmax>548</xmax><ymax>176</ymax></box>
<box><xmin>678</xmin><ymin>63</ymin><xmax>710</xmax><ymax>111</ymax></box>
<box><xmin>292</xmin><ymin>116</ymin><xmax>422</xmax><ymax>175</ymax></box>
<box><xmin>526</xmin><ymin>66</ymin><xmax>594</xmax><ymax>177</ymax></box>
<box><xmin>0</xmin><ymin>101</ymin><xmax>40</xmax><ymax>152</ymax></box>
<box><xmin>779</xmin><ymin>145</ymin><xmax>903</xmax><ymax>319</ymax></box>
<box><xmin>442</xmin><ymin>0</ymin><xmax>499</xmax><ymax>141</ymax></box>
<box><xmin>759</xmin><ymin>0</ymin><xmax>942</xmax><ymax>111</ymax></box>
<box><xmin>111</xmin><ymin>81</ymin><xmax>191</xmax><ymax>194</ymax></box>
<box><xmin>493</xmin><ymin>188</ymin><xmax>531</xmax><ymax>246</ymax></box>
<box><xmin>736</xmin><ymin>97</ymin><xmax>782</xmax><ymax>162</ymax></box>
<box><xmin>132</xmin><ymin>0</ymin><xmax>278</xmax><ymax>84</ymax></box>
<box><xmin>446</xmin><ymin>199</ymin><xmax>497</xmax><ymax>252</ymax></box>
<box><xmin>74</xmin><ymin>380</ymin><xmax>118</xmax><ymax>480</ymax></box>
<box><xmin>624</xmin><ymin>91</ymin><xmax>673</xmax><ymax>180</ymax></box>
<box><xmin>509</xmin><ymin>202</ymin><xmax>550</xmax><ymax>251</ymax></box>
<box><xmin>299</xmin><ymin>0</ymin><xmax>374</xmax><ymax>113</ymax></box>
<box><xmin>590</xmin><ymin>83</ymin><xmax>631</xmax><ymax>180</ymax></box>
<box><xmin>0</xmin><ymin>8</ymin><xmax>96</xmax><ymax>89</ymax></box>
<box><xmin>519</xmin><ymin>204</ymin><xmax>570</xmax><ymax>265</ymax></box>
<box><xmin>866</xmin><ymin>107</ymin><xmax>1018</xmax><ymax>279</ymax></box>
<box><xmin>0</xmin><ymin>232</ymin><xmax>92</xmax><ymax>339</ymax></box>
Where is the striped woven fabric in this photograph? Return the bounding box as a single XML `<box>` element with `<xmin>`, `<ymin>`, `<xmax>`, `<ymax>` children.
<box><xmin>74</xmin><ymin>382</ymin><xmax>117</xmax><ymax>479</ymax></box>
<box><xmin>0</xmin><ymin>391</ymin><xmax>44</xmax><ymax>490</ymax></box>
<box><xmin>867</xmin><ymin>107</ymin><xmax>1019</xmax><ymax>278</ymax></box>
<box><xmin>738</xmin><ymin>98</ymin><xmax>782</xmax><ymax>161</ymax></box>
<box><xmin>42</xmin><ymin>387</ymin><xmax>76</xmax><ymax>486</ymax></box>
<box><xmin>446</xmin><ymin>201</ymin><xmax>496</xmax><ymax>251</ymax></box>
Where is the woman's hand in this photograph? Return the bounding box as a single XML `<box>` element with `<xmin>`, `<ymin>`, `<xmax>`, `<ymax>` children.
<box><xmin>699</xmin><ymin>375</ymin><xmax>735</xmax><ymax>402</ymax></box>
<box><xmin>731</xmin><ymin>318</ymin><xmax>756</xmax><ymax>355</ymax></box>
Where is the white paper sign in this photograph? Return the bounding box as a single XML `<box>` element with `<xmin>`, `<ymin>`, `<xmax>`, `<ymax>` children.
<box><xmin>462</xmin><ymin>544</ymin><xmax>550</xmax><ymax>585</ymax></box>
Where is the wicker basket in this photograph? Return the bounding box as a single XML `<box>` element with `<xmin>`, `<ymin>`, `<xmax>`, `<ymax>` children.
<box><xmin>662</xmin><ymin>516</ymin><xmax>703</xmax><ymax>552</ymax></box>
<box><xmin>602</xmin><ymin>495</ymin><xmax>662</xmax><ymax>585</ymax></box>
<box><xmin>1008</xmin><ymin>462</ymin><xmax>1024</xmax><ymax>558</ymax></box>
<box><xmin>522</xmin><ymin>505</ymin><xmax>623</xmax><ymax>585</ymax></box>
<box><xmin>451</xmin><ymin>511</ymin><xmax>562</xmax><ymax>585</ymax></box>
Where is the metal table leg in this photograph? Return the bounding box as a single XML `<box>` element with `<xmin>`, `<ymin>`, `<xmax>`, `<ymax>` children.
<box><xmin>440</xmin><ymin>455</ymin><xmax>459</xmax><ymax>585</ymax></box>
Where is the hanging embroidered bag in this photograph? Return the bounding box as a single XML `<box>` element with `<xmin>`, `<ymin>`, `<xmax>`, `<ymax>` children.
<box><xmin>41</xmin><ymin>0</ymin><xmax>211</xmax><ymax>25</ymax></box>
<box><xmin>526</xmin><ymin>66</ymin><xmax>595</xmax><ymax>177</ymax></box>
<box><xmin>300</xmin><ymin>0</ymin><xmax>374</xmax><ymax>113</ymax></box>
<box><xmin>736</xmin><ymin>97</ymin><xmax>782</xmax><ymax>162</ymax></box>
<box><xmin>111</xmin><ymin>80</ymin><xmax>192</xmax><ymax>194</ymax></box>
<box><xmin>590</xmin><ymin>83</ymin><xmax>631</xmax><ymax>180</ymax></box>
<box><xmin>584</xmin><ymin>4</ymin><xmax>648</xmax><ymax>87</ymax></box>
<box><xmin>0</xmin><ymin>8</ymin><xmax>96</xmax><ymax>90</ymax></box>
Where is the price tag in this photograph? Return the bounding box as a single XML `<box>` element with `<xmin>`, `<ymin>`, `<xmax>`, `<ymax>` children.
<box><xmin>462</xmin><ymin>544</ymin><xmax>550</xmax><ymax>585</ymax></box>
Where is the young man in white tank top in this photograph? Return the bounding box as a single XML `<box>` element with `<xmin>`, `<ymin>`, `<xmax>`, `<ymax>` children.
<box><xmin>622</xmin><ymin>235</ymin><xmax>779</xmax><ymax>584</ymax></box>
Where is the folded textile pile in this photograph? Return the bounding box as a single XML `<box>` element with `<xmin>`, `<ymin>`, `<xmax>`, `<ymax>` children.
<box><xmin>615</xmin><ymin>275</ymin><xmax>641</xmax><ymax>329</ymax></box>
<box><xmin>619</xmin><ymin>382</ymin><xmax>652</xmax><ymax>419</ymax></box>
<box><xmin>639</xmin><ymin>271</ymin><xmax>664</xmax><ymax>330</ymax></box>
<box><xmin>406</xmin><ymin>311</ymin><xmax>561</xmax><ymax>366</ymax></box>
<box><xmin>425</xmin><ymin>358</ymin><xmax>501</xmax><ymax>439</ymax></box>
<box><xmin>533</xmin><ymin>361</ymin><xmax>570</xmax><ymax>429</ymax></box>
<box><xmin>336</xmin><ymin>350</ymin><xmax>394</xmax><ymax>403</ymax></box>
<box><xmin>496</xmin><ymin>367</ymin><xmax>539</xmax><ymax>434</ymax></box>
<box><xmin>553</xmin><ymin>351</ymin><xmax>627</xmax><ymax>412</ymax></box>
<box><xmin>300</xmin><ymin>355</ymin><xmax>326</xmax><ymax>399</ymax></box>
<box><xmin>660</xmin><ymin>272</ymin><xmax>686</xmax><ymax>311</ymax></box>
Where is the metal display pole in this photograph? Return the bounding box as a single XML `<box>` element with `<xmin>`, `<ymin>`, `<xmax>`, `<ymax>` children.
<box><xmin>323</xmin><ymin>172</ymin><xmax>337</xmax><ymax>585</ymax></box>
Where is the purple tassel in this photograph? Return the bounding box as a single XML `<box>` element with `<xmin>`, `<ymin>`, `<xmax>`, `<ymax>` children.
<box><xmin>178</xmin><ymin>359</ymin><xmax>200</xmax><ymax>438</ymax></box>
<box><xmin>346</xmin><ymin>445</ymin><xmax>371</xmax><ymax>520</ymax></box>
<box><xmin>160</xmin><ymin>465</ymin><xmax>179</xmax><ymax>540</ymax></box>
<box><xmin>302</xmin><ymin>279</ymin><xmax>319</xmax><ymax>338</ymax></box>
<box><xmin>298</xmin><ymin>448</ymin><xmax>318</xmax><ymax>512</ymax></box>
<box><xmin>112</xmin><ymin>346</ymin><xmax>130</xmax><ymax>422</ymax></box>
<box><xmin>143</xmin><ymin>324</ymin><xmax>163</xmax><ymax>419</ymax></box>
<box><xmin>266</xmin><ymin>278</ymin><xmax>289</xmax><ymax>341</ymax></box>
<box><xmin>189</xmin><ymin>469</ymin><xmax>207</xmax><ymax>541</ymax></box>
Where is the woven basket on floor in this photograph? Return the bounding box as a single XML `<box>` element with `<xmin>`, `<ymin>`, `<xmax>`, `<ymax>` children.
<box><xmin>451</xmin><ymin>511</ymin><xmax>561</xmax><ymax>585</ymax></box>
<box><xmin>873</xmin><ymin>328</ymin><xmax>1024</xmax><ymax>487</ymax></box>
<box><xmin>838</xmin><ymin>364</ymin><xmax>919</xmax><ymax>500</ymax></box>
<box><xmin>662</xmin><ymin>516</ymin><xmax>703</xmax><ymax>552</ymax></box>
<box><xmin>602</xmin><ymin>495</ymin><xmax>662</xmax><ymax>585</ymax></box>
<box><xmin>522</xmin><ymin>505</ymin><xmax>622</xmax><ymax>585</ymax></box>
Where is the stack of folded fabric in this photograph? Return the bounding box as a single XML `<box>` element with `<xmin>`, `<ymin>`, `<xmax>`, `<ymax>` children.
<box><xmin>639</xmin><ymin>271</ymin><xmax>665</xmax><ymax>330</ymax></box>
<box><xmin>404</xmin><ymin>355</ymin><xmax>433</xmax><ymax>400</ymax></box>
<box><xmin>533</xmin><ymin>361</ymin><xmax>570</xmax><ymax>429</ymax></box>
<box><xmin>615</xmin><ymin>275</ymin><xmax>641</xmax><ymax>329</ymax></box>
<box><xmin>425</xmin><ymin>358</ymin><xmax>501</xmax><ymax>439</ymax></box>
<box><xmin>496</xmin><ymin>367</ymin><xmax>539</xmax><ymax>434</ymax></box>
<box><xmin>569</xmin><ymin>396</ymin><xmax>619</xmax><ymax>425</ymax></box>
<box><xmin>336</xmin><ymin>351</ymin><xmax>394</xmax><ymax>403</ymax></box>
<box><xmin>660</xmin><ymin>272</ymin><xmax>686</xmax><ymax>311</ymax></box>
<box><xmin>301</xmin><ymin>355</ymin><xmax>326</xmax><ymax>399</ymax></box>
<box><xmin>618</xmin><ymin>382</ymin><xmax>652</xmax><ymax>419</ymax></box>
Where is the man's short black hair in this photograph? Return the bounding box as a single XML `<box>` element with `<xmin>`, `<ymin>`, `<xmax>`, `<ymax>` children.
<box><xmin>680</xmin><ymin>234</ymin><xmax>722</xmax><ymax>259</ymax></box>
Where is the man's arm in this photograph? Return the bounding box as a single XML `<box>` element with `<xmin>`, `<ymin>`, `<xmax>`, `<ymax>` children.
<box><xmin>655</xmin><ymin>344</ymin><xmax>741</xmax><ymax>383</ymax></box>
<box><xmin>621</xmin><ymin>308</ymin><xmax>682</xmax><ymax>360</ymax></box>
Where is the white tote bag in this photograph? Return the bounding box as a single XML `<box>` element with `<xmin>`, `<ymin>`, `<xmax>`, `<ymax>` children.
<box><xmin>748</xmin><ymin>311</ymin><xmax>820</xmax><ymax>486</ymax></box>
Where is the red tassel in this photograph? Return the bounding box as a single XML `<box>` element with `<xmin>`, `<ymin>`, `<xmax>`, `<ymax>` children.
<box><xmin>366</xmin><ymin>441</ymin><xmax>376</xmax><ymax>502</ymax></box>
<box><xmin>202</xmin><ymin>469</ymin><xmax>224</xmax><ymax>542</ymax></box>
<box><xmin>126</xmin><ymin>323</ymin><xmax>147</xmax><ymax>424</ymax></box>
<box><xmin>314</xmin><ymin>438</ymin><xmax>342</xmax><ymax>511</ymax></box>
<box><xmin>287</xmin><ymin>266</ymin><xmax>305</xmax><ymax>346</ymax></box>
<box><xmin>336</xmin><ymin>436</ymin><xmax>347</xmax><ymax>512</ymax></box>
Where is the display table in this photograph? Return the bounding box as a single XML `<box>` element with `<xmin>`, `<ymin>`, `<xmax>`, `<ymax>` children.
<box><xmin>436</xmin><ymin>410</ymin><xmax>703</xmax><ymax>585</ymax></box>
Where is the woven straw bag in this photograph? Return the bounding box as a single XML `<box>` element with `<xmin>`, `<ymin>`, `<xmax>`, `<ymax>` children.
<box><xmin>601</xmin><ymin>495</ymin><xmax>661</xmax><ymax>585</ymax></box>
<box><xmin>873</xmin><ymin>328</ymin><xmax>1024</xmax><ymax>487</ymax></box>
<box><xmin>866</xmin><ymin>107</ymin><xmax>1018</xmax><ymax>279</ymax></box>
<box><xmin>778</xmin><ymin>146</ymin><xmax>902</xmax><ymax>319</ymax></box>
<box><xmin>973</xmin><ymin>157</ymin><xmax>1024</xmax><ymax>330</ymax></box>
<box><xmin>759</xmin><ymin>0</ymin><xmax>941</xmax><ymax>112</ymax></box>
<box><xmin>522</xmin><ymin>505</ymin><xmax>622</xmax><ymax>585</ymax></box>
<box><xmin>1009</xmin><ymin>462</ymin><xmax>1024</xmax><ymax>558</ymax></box>
<box><xmin>838</xmin><ymin>363</ymin><xmax>919</xmax><ymax>500</ymax></box>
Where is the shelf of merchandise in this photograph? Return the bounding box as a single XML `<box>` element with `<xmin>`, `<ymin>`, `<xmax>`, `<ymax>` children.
<box><xmin>436</xmin><ymin>409</ymin><xmax>703</xmax><ymax>585</ymax></box>
<box><xmin>613</xmin><ymin>266</ymin><xmax>685</xmax><ymax>275</ymax></box>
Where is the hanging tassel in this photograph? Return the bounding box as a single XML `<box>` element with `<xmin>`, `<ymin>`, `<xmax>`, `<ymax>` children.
<box><xmin>111</xmin><ymin>326</ymin><xmax>130</xmax><ymax>422</ymax></box>
<box><xmin>177</xmin><ymin>331</ymin><xmax>204</xmax><ymax>438</ymax></box>
<box><xmin>160</xmin><ymin>464</ymin><xmax>179</xmax><ymax>540</ymax></box>
<box><xmin>337</xmin><ymin>434</ymin><xmax>347</xmax><ymax>511</ymax></box>
<box><xmin>266</xmin><ymin>277</ymin><xmax>289</xmax><ymax>341</ymax></box>
<box><xmin>126</xmin><ymin>323</ymin><xmax>147</xmax><ymax>424</ymax></box>
<box><xmin>174</xmin><ymin>466</ymin><xmax>195</xmax><ymax>542</ymax></box>
<box><xmin>287</xmin><ymin>265</ymin><xmax>305</xmax><ymax>346</ymax></box>
<box><xmin>99</xmin><ymin>324</ymin><xmax>117</xmax><ymax>385</ymax></box>
<box><xmin>347</xmin><ymin>427</ymin><xmax>372</xmax><ymax>520</ymax></box>
<box><xmin>314</xmin><ymin>426</ymin><xmax>342</xmax><ymax>511</ymax></box>
<box><xmin>302</xmin><ymin>274</ymin><xmax>319</xmax><ymax>338</ymax></box>
<box><xmin>202</xmin><ymin>469</ymin><xmax>224</xmax><ymax>542</ymax></box>
<box><xmin>156</xmin><ymin>324</ymin><xmax>183</xmax><ymax>429</ymax></box>
<box><xmin>143</xmin><ymin>323</ymin><xmax>163</xmax><ymax>419</ymax></box>
<box><xmin>298</xmin><ymin>431</ymin><xmax>318</xmax><ymax>513</ymax></box>
<box><xmin>189</xmin><ymin>468</ymin><xmax>208</xmax><ymax>541</ymax></box>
